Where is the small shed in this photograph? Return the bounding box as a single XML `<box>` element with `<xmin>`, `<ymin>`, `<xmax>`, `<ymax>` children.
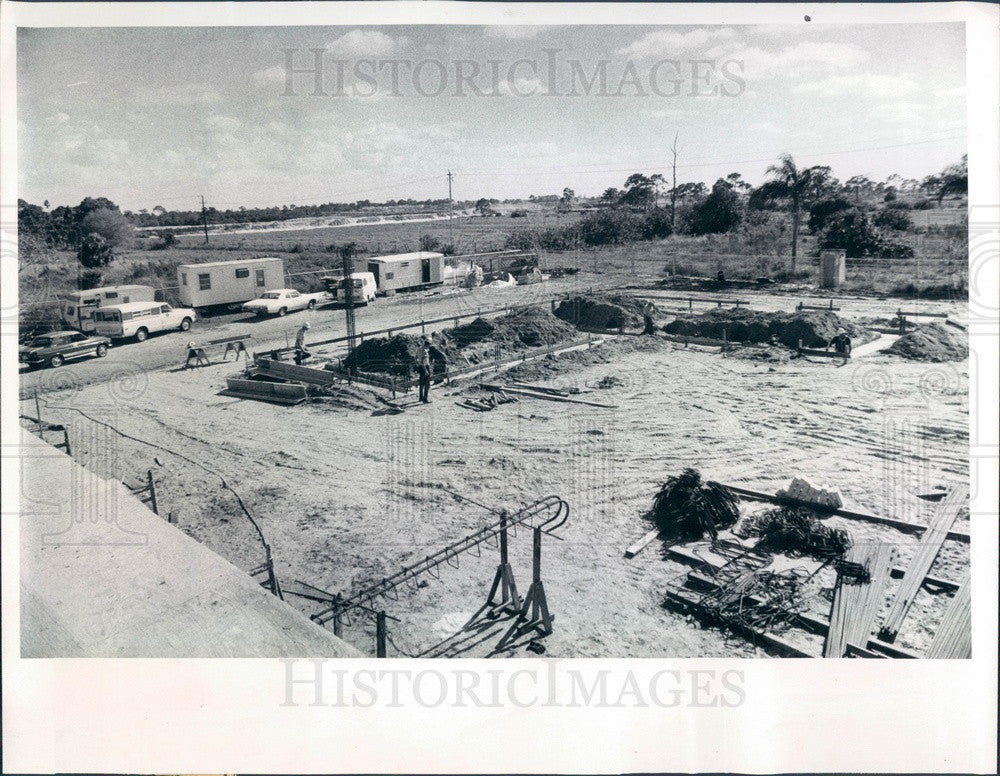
<box><xmin>366</xmin><ymin>251</ymin><xmax>444</xmax><ymax>294</ymax></box>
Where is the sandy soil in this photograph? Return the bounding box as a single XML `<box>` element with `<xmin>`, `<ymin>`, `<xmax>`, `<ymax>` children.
<box><xmin>24</xmin><ymin>304</ymin><xmax>969</xmax><ymax>658</ymax></box>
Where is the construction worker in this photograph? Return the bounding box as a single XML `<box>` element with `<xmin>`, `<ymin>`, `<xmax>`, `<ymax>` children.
<box><xmin>294</xmin><ymin>322</ymin><xmax>311</xmax><ymax>366</ymax></box>
<box><xmin>418</xmin><ymin>337</ymin><xmax>433</xmax><ymax>403</ymax></box>
<box><xmin>642</xmin><ymin>301</ymin><xmax>656</xmax><ymax>335</ymax></box>
<box><xmin>831</xmin><ymin>329</ymin><xmax>852</xmax><ymax>356</ymax></box>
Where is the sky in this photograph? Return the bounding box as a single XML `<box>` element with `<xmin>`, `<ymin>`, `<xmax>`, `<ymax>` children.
<box><xmin>17</xmin><ymin>24</ymin><xmax>966</xmax><ymax>212</ymax></box>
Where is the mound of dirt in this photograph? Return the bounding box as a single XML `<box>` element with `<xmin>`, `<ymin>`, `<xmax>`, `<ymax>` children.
<box><xmin>883</xmin><ymin>323</ymin><xmax>968</xmax><ymax>362</ymax></box>
<box><xmin>554</xmin><ymin>293</ymin><xmax>646</xmax><ymax>330</ymax></box>
<box><xmin>305</xmin><ymin>383</ymin><xmax>384</xmax><ymax>411</ymax></box>
<box><xmin>344</xmin><ymin>307</ymin><xmax>577</xmax><ymax>377</ymax></box>
<box><xmin>663</xmin><ymin>308</ymin><xmax>866</xmax><ymax>349</ymax></box>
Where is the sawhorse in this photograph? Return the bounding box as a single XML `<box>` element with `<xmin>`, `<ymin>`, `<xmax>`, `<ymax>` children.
<box><xmin>496</xmin><ymin>525</ymin><xmax>554</xmax><ymax>650</ymax></box>
<box><xmin>485</xmin><ymin>511</ymin><xmax>522</xmax><ymax>616</ymax></box>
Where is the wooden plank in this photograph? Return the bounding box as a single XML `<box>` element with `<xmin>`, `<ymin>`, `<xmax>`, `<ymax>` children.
<box><xmin>879</xmin><ymin>485</ymin><xmax>968</xmax><ymax>642</ymax></box>
<box><xmin>925</xmin><ymin>572</ymin><xmax>971</xmax><ymax>659</ymax></box>
<box><xmin>798</xmin><ymin>347</ymin><xmax>850</xmax><ymax>360</ymax></box>
<box><xmin>824</xmin><ymin>542</ymin><xmax>897</xmax><ymax>658</ymax></box>
<box><xmin>479</xmin><ymin>383</ymin><xmax>618</xmax><ymax>408</ymax></box>
<box><xmin>257</xmin><ymin>359</ymin><xmax>341</xmax><ymax>386</ymax></box>
<box><xmin>660</xmin><ymin>333</ymin><xmax>729</xmax><ymax>348</ymax></box>
<box><xmin>896</xmin><ymin>309</ymin><xmax>951</xmax><ymax>318</ymax></box>
<box><xmin>724</xmin><ymin>483</ymin><xmax>970</xmax><ymax>543</ymax></box>
<box><xmin>944</xmin><ymin>318</ymin><xmax>967</xmax><ymax>331</ymax></box>
<box><xmin>845</xmin><ymin>643</ymin><xmax>885</xmax><ymax>658</ymax></box>
<box><xmin>623</xmin><ymin>528</ymin><xmax>660</xmax><ymax>558</ymax></box>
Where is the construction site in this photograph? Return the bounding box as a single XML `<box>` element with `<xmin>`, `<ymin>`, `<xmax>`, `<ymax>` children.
<box><xmin>19</xmin><ymin>254</ymin><xmax>972</xmax><ymax>660</ymax></box>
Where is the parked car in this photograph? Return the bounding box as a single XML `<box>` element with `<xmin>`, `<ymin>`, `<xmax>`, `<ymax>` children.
<box><xmin>327</xmin><ymin>272</ymin><xmax>378</xmax><ymax>304</ymax></box>
<box><xmin>19</xmin><ymin>330</ymin><xmax>111</xmax><ymax>369</ymax></box>
<box><xmin>92</xmin><ymin>301</ymin><xmax>197</xmax><ymax>342</ymax></box>
<box><xmin>241</xmin><ymin>288</ymin><xmax>328</xmax><ymax>317</ymax></box>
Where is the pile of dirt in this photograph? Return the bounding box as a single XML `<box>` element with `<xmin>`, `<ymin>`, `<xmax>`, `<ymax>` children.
<box><xmin>503</xmin><ymin>336</ymin><xmax>670</xmax><ymax>382</ymax></box>
<box><xmin>663</xmin><ymin>308</ymin><xmax>866</xmax><ymax>349</ymax></box>
<box><xmin>343</xmin><ymin>333</ymin><xmax>455</xmax><ymax>378</ymax></box>
<box><xmin>305</xmin><ymin>383</ymin><xmax>384</xmax><ymax>411</ymax></box>
<box><xmin>883</xmin><ymin>322</ymin><xmax>968</xmax><ymax>362</ymax></box>
<box><xmin>554</xmin><ymin>293</ymin><xmax>647</xmax><ymax>330</ymax></box>
<box><xmin>344</xmin><ymin>307</ymin><xmax>577</xmax><ymax>377</ymax></box>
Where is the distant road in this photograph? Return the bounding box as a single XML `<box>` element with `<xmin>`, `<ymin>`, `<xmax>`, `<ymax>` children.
<box><xmin>18</xmin><ymin>276</ymin><xmax>607</xmax><ymax>397</ymax></box>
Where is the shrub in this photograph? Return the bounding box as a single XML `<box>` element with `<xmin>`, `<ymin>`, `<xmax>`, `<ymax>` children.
<box><xmin>78</xmin><ymin>232</ymin><xmax>114</xmax><ymax>269</ymax></box>
<box><xmin>911</xmin><ymin>198</ymin><xmax>934</xmax><ymax>210</ymax></box>
<box><xmin>808</xmin><ymin>197</ymin><xmax>853</xmax><ymax>233</ymax></box>
<box><xmin>419</xmin><ymin>234</ymin><xmax>441</xmax><ymax>252</ymax></box>
<box><xmin>640</xmin><ymin>207</ymin><xmax>673</xmax><ymax>240</ymax></box>
<box><xmin>579</xmin><ymin>209</ymin><xmax>640</xmax><ymax>246</ymax></box>
<box><xmin>510</xmin><ymin>209</ymin><xmax>528</xmax><ymax>218</ymax></box>
<box><xmin>885</xmin><ymin>200</ymin><xmax>912</xmax><ymax>210</ymax></box>
<box><xmin>874</xmin><ymin>208</ymin><xmax>913</xmax><ymax>231</ymax></box>
<box><xmin>688</xmin><ymin>179</ymin><xmax>742</xmax><ymax>235</ymax></box>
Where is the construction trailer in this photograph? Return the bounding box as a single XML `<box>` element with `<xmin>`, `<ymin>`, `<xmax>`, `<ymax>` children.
<box><xmin>60</xmin><ymin>285</ymin><xmax>155</xmax><ymax>332</ymax></box>
<box><xmin>176</xmin><ymin>257</ymin><xmax>284</xmax><ymax>310</ymax></box>
<box><xmin>366</xmin><ymin>251</ymin><xmax>444</xmax><ymax>295</ymax></box>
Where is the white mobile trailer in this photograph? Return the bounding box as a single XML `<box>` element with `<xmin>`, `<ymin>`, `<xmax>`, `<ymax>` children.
<box><xmin>177</xmin><ymin>257</ymin><xmax>285</xmax><ymax>309</ymax></box>
<box><xmin>366</xmin><ymin>252</ymin><xmax>444</xmax><ymax>295</ymax></box>
<box><xmin>60</xmin><ymin>285</ymin><xmax>156</xmax><ymax>332</ymax></box>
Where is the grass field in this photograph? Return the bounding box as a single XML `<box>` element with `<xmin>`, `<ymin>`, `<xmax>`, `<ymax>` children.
<box><xmin>20</xmin><ymin>208</ymin><xmax>968</xmax><ymax>331</ymax></box>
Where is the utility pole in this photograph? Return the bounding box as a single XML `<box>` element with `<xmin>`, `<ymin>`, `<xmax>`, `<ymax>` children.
<box><xmin>670</xmin><ymin>132</ymin><xmax>679</xmax><ymax>232</ymax></box>
<box><xmin>200</xmin><ymin>195</ymin><xmax>209</xmax><ymax>244</ymax></box>
<box><xmin>447</xmin><ymin>170</ymin><xmax>454</xmax><ymax>247</ymax></box>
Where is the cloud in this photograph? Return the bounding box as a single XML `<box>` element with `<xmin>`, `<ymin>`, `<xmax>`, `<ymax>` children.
<box><xmin>722</xmin><ymin>41</ymin><xmax>870</xmax><ymax>79</ymax></box>
<box><xmin>791</xmin><ymin>72</ymin><xmax>921</xmax><ymax>97</ymax></box>
<box><xmin>749</xmin><ymin>121</ymin><xmax>786</xmax><ymax>133</ymax></box>
<box><xmin>252</xmin><ymin>66</ymin><xmax>286</xmax><ymax>87</ymax></box>
<box><xmin>871</xmin><ymin>100</ymin><xmax>928</xmax><ymax>124</ymax></box>
<box><xmin>328</xmin><ymin>29</ymin><xmax>402</xmax><ymax>57</ymax></box>
<box><xmin>133</xmin><ymin>83</ymin><xmax>223</xmax><ymax>107</ymax></box>
<box><xmin>206</xmin><ymin>115</ymin><xmax>242</xmax><ymax>133</ymax></box>
<box><xmin>484</xmin><ymin>25</ymin><xmax>551</xmax><ymax>40</ymax></box>
<box><xmin>617</xmin><ymin>28</ymin><xmax>737</xmax><ymax>57</ymax></box>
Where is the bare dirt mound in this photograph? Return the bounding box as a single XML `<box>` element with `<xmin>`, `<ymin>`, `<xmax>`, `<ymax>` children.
<box><xmin>554</xmin><ymin>293</ymin><xmax>646</xmax><ymax>330</ymax></box>
<box><xmin>343</xmin><ymin>307</ymin><xmax>577</xmax><ymax>376</ymax></box>
<box><xmin>883</xmin><ymin>323</ymin><xmax>968</xmax><ymax>362</ymax></box>
<box><xmin>663</xmin><ymin>308</ymin><xmax>866</xmax><ymax>349</ymax></box>
<box><xmin>305</xmin><ymin>383</ymin><xmax>384</xmax><ymax>411</ymax></box>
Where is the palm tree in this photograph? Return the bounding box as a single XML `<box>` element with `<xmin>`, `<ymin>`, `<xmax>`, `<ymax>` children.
<box><xmin>757</xmin><ymin>154</ymin><xmax>810</xmax><ymax>273</ymax></box>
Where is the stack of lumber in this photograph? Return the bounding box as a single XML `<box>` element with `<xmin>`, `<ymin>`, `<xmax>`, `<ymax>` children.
<box><xmin>824</xmin><ymin>542</ymin><xmax>898</xmax><ymax>658</ymax></box>
<box><xmin>479</xmin><ymin>383</ymin><xmax>617</xmax><ymax>408</ymax></box>
<box><xmin>925</xmin><ymin>572</ymin><xmax>972</xmax><ymax>659</ymax></box>
<box><xmin>878</xmin><ymin>484</ymin><xmax>968</xmax><ymax>642</ymax></box>
<box><xmin>458</xmin><ymin>391</ymin><xmax>519</xmax><ymax>412</ymax></box>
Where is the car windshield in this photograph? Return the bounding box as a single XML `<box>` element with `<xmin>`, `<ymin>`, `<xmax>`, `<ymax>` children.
<box><xmin>29</xmin><ymin>337</ymin><xmax>53</xmax><ymax>347</ymax></box>
<box><xmin>340</xmin><ymin>278</ymin><xmax>363</xmax><ymax>288</ymax></box>
<box><xmin>261</xmin><ymin>292</ymin><xmax>281</xmax><ymax>299</ymax></box>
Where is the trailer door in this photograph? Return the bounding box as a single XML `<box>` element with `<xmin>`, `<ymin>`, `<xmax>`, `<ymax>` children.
<box><xmin>368</xmin><ymin>262</ymin><xmax>380</xmax><ymax>287</ymax></box>
<box><xmin>421</xmin><ymin>259</ymin><xmax>431</xmax><ymax>283</ymax></box>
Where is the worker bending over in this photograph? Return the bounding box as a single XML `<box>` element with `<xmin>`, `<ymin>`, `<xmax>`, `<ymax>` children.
<box><xmin>294</xmin><ymin>322</ymin><xmax>311</xmax><ymax>366</ymax></box>
<box><xmin>642</xmin><ymin>301</ymin><xmax>657</xmax><ymax>335</ymax></box>
<box><xmin>831</xmin><ymin>329</ymin><xmax>852</xmax><ymax>357</ymax></box>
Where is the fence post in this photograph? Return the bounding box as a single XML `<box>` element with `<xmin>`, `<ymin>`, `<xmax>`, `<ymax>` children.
<box><xmin>62</xmin><ymin>427</ymin><xmax>72</xmax><ymax>456</ymax></box>
<box><xmin>376</xmin><ymin>611</ymin><xmax>387</xmax><ymax>657</ymax></box>
<box><xmin>146</xmin><ymin>469</ymin><xmax>159</xmax><ymax>515</ymax></box>
<box><xmin>332</xmin><ymin>594</ymin><xmax>343</xmax><ymax>638</ymax></box>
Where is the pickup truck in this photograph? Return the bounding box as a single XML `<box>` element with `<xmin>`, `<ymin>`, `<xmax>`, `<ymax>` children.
<box><xmin>241</xmin><ymin>289</ymin><xmax>328</xmax><ymax>317</ymax></box>
<box><xmin>19</xmin><ymin>330</ymin><xmax>111</xmax><ymax>368</ymax></box>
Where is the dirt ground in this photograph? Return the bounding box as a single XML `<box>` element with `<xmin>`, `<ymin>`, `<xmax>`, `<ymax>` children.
<box><xmin>24</xmin><ymin>295</ymin><xmax>969</xmax><ymax>658</ymax></box>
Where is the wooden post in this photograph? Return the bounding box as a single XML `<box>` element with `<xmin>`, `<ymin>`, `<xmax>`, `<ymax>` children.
<box><xmin>332</xmin><ymin>594</ymin><xmax>343</xmax><ymax>638</ymax></box>
<box><xmin>688</xmin><ymin>298</ymin><xmax>693</xmax><ymax>312</ymax></box>
<box><xmin>376</xmin><ymin>611</ymin><xmax>387</xmax><ymax>657</ymax></box>
<box><xmin>62</xmin><ymin>427</ymin><xmax>72</xmax><ymax>456</ymax></box>
<box><xmin>34</xmin><ymin>390</ymin><xmax>42</xmax><ymax>431</ymax></box>
<box><xmin>146</xmin><ymin>469</ymin><xmax>159</xmax><ymax>515</ymax></box>
<box><xmin>722</xmin><ymin>329</ymin><xmax>728</xmax><ymax>352</ymax></box>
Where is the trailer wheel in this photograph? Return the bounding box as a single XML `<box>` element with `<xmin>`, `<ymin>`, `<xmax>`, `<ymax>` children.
<box><xmin>277</xmin><ymin>307</ymin><xmax>287</xmax><ymax>317</ymax></box>
<box><xmin>135</xmin><ymin>327</ymin><xmax>149</xmax><ymax>342</ymax></box>
<box><xmin>179</xmin><ymin>317</ymin><xmax>192</xmax><ymax>331</ymax></box>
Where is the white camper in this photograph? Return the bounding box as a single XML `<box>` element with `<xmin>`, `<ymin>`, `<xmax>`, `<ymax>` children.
<box><xmin>366</xmin><ymin>252</ymin><xmax>444</xmax><ymax>295</ymax></box>
<box><xmin>60</xmin><ymin>285</ymin><xmax>156</xmax><ymax>332</ymax></box>
<box><xmin>176</xmin><ymin>257</ymin><xmax>284</xmax><ymax>310</ymax></box>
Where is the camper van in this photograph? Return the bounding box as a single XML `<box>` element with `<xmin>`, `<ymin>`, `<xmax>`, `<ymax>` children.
<box><xmin>60</xmin><ymin>285</ymin><xmax>156</xmax><ymax>333</ymax></box>
<box><xmin>92</xmin><ymin>302</ymin><xmax>197</xmax><ymax>342</ymax></box>
<box><xmin>366</xmin><ymin>252</ymin><xmax>444</xmax><ymax>295</ymax></box>
<box><xmin>332</xmin><ymin>272</ymin><xmax>378</xmax><ymax>304</ymax></box>
<box><xmin>176</xmin><ymin>257</ymin><xmax>284</xmax><ymax>310</ymax></box>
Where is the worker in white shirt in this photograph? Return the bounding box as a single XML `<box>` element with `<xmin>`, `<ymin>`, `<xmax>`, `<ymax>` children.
<box><xmin>294</xmin><ymin>322</ymin><xmax>311</xmax><ymax>365</ymax></box>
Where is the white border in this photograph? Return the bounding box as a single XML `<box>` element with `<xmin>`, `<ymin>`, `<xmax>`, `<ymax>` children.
<box><xmin>2</xmin><ymin>3</ymin><xmax>997</xmax><ymax>773</ymax></box>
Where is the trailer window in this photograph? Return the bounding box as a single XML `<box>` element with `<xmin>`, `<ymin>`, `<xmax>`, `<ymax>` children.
<box><xmin>256</xmin><ymin>269</ymin><xmax>266</xmax><ymax>287</ymax></box>
<box><xmin>66</xmin><ymin>306</ymin><xmax>75</xmax><ymax>316</ymax></box>
<box><xmin>235</xmin><ymin>268</ymin><xmax>250</xmax><ymax>279</ymax></box>
<box><xmin>105</xmin><ymin>292</ymin><xmax>118</xmax><ymax>300</ymax></box>
<box><xmin>199</xmin><ymin>274</ymin><xmax>211</xmax><ymax>290</ymax></box>
<box><xmin>385</xmin><ymin>272</ymin><xmax>395</xmax><ymax>280</ymax></box>
<box><xmin>181</xmin><ymin>273</ymin><xmax>188</xmax><ymax>286</ymax></box>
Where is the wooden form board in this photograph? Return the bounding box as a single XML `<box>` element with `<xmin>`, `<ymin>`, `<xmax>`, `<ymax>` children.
<box><xmin>925</xmin><ymin>572</ymin><xmax>972</xmax><ymax>659</ymax></box>
<box><xmin>824</xmin><ymin>542</ymin><xmax>898</xmax><ymax>658</ymax></box>
<box><xmin>878</xmin><ymin>485</ymin><xmax>968</xmax><ymax>642</ymax></box>
<box><xmin>724</xmin><ymin>483</ymin><xmax>970</xmax><ymax>543</ymax></box>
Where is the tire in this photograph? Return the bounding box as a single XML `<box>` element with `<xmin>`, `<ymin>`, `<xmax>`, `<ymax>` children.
<box><xmin>49</xmin><ymin>354</ymin><xmax>64</xmax><ymax>368</ymax></box>
<box><xmin>179</xmin><ymin>317</ymin><xmax>192</xmax><ymax>332</ymax></box>
<box><xmin>278</xmin><ymin>307</ymin><xmax>287</xmax><ymax>317</ymax></box>
<box><xmin>135</xmin><ymin>327</ymin><xmax>149</xmax><ymax>342</ymax></box>
<box><xmin>95</xmin><ymin>344</ymin><xmax>108</xmax><ymax>357</ymax></box>
<box><xmin>307</xmin><ymin>300</ymin><xmax>317</xmax><ymax>310</ymax></box>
